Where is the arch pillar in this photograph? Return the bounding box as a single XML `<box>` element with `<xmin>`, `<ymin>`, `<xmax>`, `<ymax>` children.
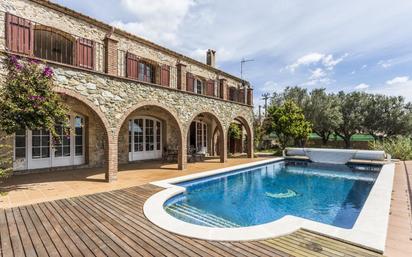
<box><xmin>106</xmin><ymin>133</ymin><xmax>118</xmax><ymax>182</ymax></box>
<box><xmin>220</xmin><ymin>129</ymin><xmax>228</xmax><ymax>163</ymax></box>
<box><xmin>178</xmin><ymin>133</ymin><xmax>188</xmax><ymax>170</ymax></box>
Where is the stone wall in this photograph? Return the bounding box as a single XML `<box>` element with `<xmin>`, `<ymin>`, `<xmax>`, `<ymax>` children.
<box><xmin>0</xmin><ymin>0</ymin><xmax>246</xmax><ymax>89</ymax></box>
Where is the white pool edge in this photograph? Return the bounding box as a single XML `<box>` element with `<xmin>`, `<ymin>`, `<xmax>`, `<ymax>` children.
<box><xmin>144</xmin><ymin>158</ymin><xmax>395</xmax><ymax>252</ymax></box>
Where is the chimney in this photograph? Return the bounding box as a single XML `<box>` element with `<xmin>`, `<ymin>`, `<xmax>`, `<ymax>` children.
<box><xmin>206</xmin><ymin>49</ymin><xmax>216</xmax><ymax>67</ymax></box>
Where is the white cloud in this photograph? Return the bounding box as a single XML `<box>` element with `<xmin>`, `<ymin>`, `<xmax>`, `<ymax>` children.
<box><xmin>370</xmin><ymin>76</ymin><xmax>412</xmax><ymax>102</ymax></box>
<box><xmin>309</xmin><ymin>68</ymin><xmax>327</xmax><ymax>80</ymax></box>
<box><xmin>286</xmin><ymin>52</ymin><xmax>348</xmax><ymax>72</ymax></box>
<box><xmin>355</xmin><ymin>83</ymin><xmax>369</xmax><ymax>90</ymax></box>
<box><xmin>378</xmin><ymin>60</ymin><xmax>393</xmax><ymax>69</ymax></box>
<box><xmin>386</xmin><ymin>76</ymin><xmax>410</xmax><ymax>85</ymax></box>
<box><xmin>111</xmin><ymin>0</ymin><xmax>194</xmax><ymax>46</ymax></box>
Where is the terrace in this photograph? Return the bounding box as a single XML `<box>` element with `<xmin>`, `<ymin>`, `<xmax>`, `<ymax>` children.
<box><xmin>0</xmin><ymin>159</ymin><xmax>411</xmax><ymax>256</ymax></box>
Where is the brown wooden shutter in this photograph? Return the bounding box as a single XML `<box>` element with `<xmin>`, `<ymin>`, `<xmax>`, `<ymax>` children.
<box><xmin>238</xmin><ymin>88</ymin><xmax>245</xmax><ymax>103</ymax></box>
<box><xmin>206</xmin><ymin>80</ymin><xmax>215</xmax><ymax>96</ymax></box>
<box><xmin>76</xmin><ymin>38</ymin><xmax>94</xmax><ymax>70</ymax></box>
<box><xmin>247</xmin><ymin>88</ymin><xmax>253</xmax><ymax>105</ymax></box>
<box><xmin>6</xmin><ymin>13</ymin><xmax>33</xmax><ymax>55</ymax></box>
<box><xmin>186</xmin><ymin>72</ymin><xmax>194</xmax><ymax>92</ymax></box>
<box><xmin>126</xmin><ymin>52</ymin><xmax>139</xmax><ymax>79</ymax></box>
<box><xmin>160</xmin><ymin>64</ymin><xmax>170</xmax><ymax>86</ymax></box>
<box><xmin>219</xmin><ymin>80</ymin><xmax>224</xmax><ymax>99</ymax></box>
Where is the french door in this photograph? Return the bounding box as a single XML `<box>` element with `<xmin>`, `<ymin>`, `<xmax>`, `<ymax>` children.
<box><xmin>129</xmin><ymin>117</ymin><xmax>162</xmax><ymax>161</ymax></box>
<box><xmin>189</xmin><ymin>121</ymin><xmax>207</xmax><ymax>153</ymax></box>
<box><xmin>13</xmin><ymin>115</ymin><xmax>85</xmax><ymax>170</ymax></box>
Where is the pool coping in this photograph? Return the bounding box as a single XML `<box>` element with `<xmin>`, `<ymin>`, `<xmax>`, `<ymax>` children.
<box><xmin>143</xmin><ymin>157</ymin><xmax>395</xmax><ymax>252</ymax></box>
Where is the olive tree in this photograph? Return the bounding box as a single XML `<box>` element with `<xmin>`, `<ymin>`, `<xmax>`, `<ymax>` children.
<box><xmin>306</xmin><ymin>89</ymin><xmax>342</xmax><ymax>144</ymax></box>
<box><xmin>265</xmin><ymin>100</ymin><xmax>312</xmax><ymax>149</ymax></box>
<box><xmin>334</xmin><ymin>91</ymin><xmax>366</xmax><ymax>148</ymax></box>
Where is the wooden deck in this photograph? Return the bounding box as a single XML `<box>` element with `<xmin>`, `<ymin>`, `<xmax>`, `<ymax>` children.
<box><xmin>0</xmin><ymin>184</ymin><xmax>383</xmax><ymax>257</ymax></box>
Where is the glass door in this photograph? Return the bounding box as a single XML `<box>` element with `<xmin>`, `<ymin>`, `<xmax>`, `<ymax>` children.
<box><xmin>129</xmin><ymin>117</ymin><xmax>162</xmax><ymax>161</ymax></box>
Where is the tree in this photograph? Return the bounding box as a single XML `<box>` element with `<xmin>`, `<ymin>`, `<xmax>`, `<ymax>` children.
<box><xmin>306</xmin><ymin>89</ymin><xmax>342</xmax><ymax>144</ymax></box>
<box><xmin>0</xmin><ymin>55</ymin><xmax>68</xmax><ymax>179</ymax></box>
<box><xmin>228</xmin><ymin>123</ymin><xmax>242</xmax><ymax>139</ymax></box>
<box><xmin>0</xmin><ymin>55</ymin><xmax>68</xmax><ymax>137</ymax></box>
<box><xmin>265</xmin><ymin>100</ymin><xmax>312</xmax><ymax>149</ymax></box>
<box><xmin>271</xmin><ymin>86</ymin><xmax>309</xmax><ymax>111</ymax></box>
<box><xmin>334</xmin><ymin>91</ymin><xmax>366</xmax><ymax>148</ymax></box>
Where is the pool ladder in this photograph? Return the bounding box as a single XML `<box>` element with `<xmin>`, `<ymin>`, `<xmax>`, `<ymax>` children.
<box><xmin>165</xmin><ymin>204</ymin><xmax>240</xmax><ymax>228</ymax></box>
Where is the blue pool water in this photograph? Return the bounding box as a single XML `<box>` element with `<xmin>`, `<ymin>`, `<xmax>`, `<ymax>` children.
<box><xmin>164</xmin><ymin>160</ymin><xmax>381</xmax><ymax>229</ymax></box>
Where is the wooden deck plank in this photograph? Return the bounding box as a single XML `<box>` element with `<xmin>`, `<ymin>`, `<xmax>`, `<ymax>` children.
<box><xmin>61</xmin><ymin>198</ymin><xmax>142</xmax><ymax>257</ymax></box>
<box><xmin>5</xmin><ymin>208</ymin><xmax>25</xmax><ymax>257</ymax></box>
<box><xmin>110</xmin><ymin>187</ymin><xmax>253</xmax><ymax>257</ymax></box>
<box><xmin>47</xmin><ymin>201</ymin><xmax>106</xmax><ymax>257</ymax></box>
<box><xmin>58</xmin><ymin>199</ymin><xmax>128</xmax><ymax>257</ymax></box>
<box><xmin>51</xmin><ymin>200</ymin><xmax>118</xmax><ymax>257</ymax></box>
<box><xmin>86</xmin><ymin>192</ymin><xmax>204</xmax><ymax>257</ymax></box>
<box><xmin>24</xmin><ymin>205</ymin><xmax>60</xmax><ymax>257</ymax></box>
<box><xmin>17</xmin><ymin>207</ymin><xmax>49</xmax><ymax>257</ymax></box>
<box><xmin>0</xmin><ymin>209</ymin><xmax>14</xmax><ymax>257</ymax></box>
<box><xmin>31</xmin><ymin>204</ymin><xmax>73</xmax><ymax>257</ymax></box>
<box><xmin>99</xmin><ymin>190</ymin><xmax>215</xmax><ymax>257</ymax></box>
<box><xmin>42</xmin><ymin>202</ymin><xmax>94</xmax><ymax>257</ymax></box>
<box><xmin>105</xmin><ymin>188</ymin><xmax>225</xmax><ymax>256</ymax></box>
<box><xmin>78</xmin><ymin>194</ymin><xmax>174</xmax><ymax>257</ymax></box>
<box><xmin>0</xmin><ymin>184</ymin><xmax>384</xmax><ymax>257</ymax></box>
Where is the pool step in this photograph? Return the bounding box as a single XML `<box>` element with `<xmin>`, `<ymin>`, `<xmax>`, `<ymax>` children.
<box><xmin>165</xmin><ymin>204</ymin><xmax>240</xmax><ymax>228</ymax></box>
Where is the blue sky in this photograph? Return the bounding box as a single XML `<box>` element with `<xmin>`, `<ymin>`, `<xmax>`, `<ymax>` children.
<box><xmin>52</xmin><ymin>0</ymin><xmax>412</xmax><ymax>107</ymax></box>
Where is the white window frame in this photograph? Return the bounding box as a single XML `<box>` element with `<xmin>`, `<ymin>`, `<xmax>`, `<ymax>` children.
<box><xmin>129</xmin><ymin>116</ymin><xmax>162</xmax><ymax>161</ymax></box>
<box><xmin>13</xmin><ymin>113</ymin><xmax>85</xmax><ymax>171</ymax></box>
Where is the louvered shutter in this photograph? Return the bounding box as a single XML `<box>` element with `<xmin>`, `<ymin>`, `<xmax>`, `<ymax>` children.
<box><xmin>206</xmin><ymin>80</ymin><xmax>215</xmax><ymax>96</ymax></box>
<box><xmin>247</xmin><ymin>88</ymin><xmax>253</xmax><ymax>105</ymax></box>
<box><xmin>238</xmin><ymin>88</ymin><xmax>245</xmax><ymax>103</ymax></box>
<box><xmin>160</xmin><ymin>64</ymin><xmax>170</xmax><ymax>86</ymax></box>
<box><xmin>6</xmin><ymin>13</ymin><xmax>33</xmax><ymax>55</ymax></box>
<box><xmin>126</xmin><ymin>52</ymin><xmax>139</xmax><ymax>79</ymax></box>
<box><xmin>186</xmin><ymin>72</ymin><xmax>194</xmax><ymax>92</ymax></box>
<box><xmin>76</xmin><ymin>38</ymin><xmax>94</xmax><ymax>69</ymax></box>
<box><xmin>219</xmin><ymin>81</ymin><xmax>224</xmax><ymax>99</ymax></box>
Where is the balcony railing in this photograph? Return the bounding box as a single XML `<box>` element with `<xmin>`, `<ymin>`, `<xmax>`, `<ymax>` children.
<box><xmin>2</xmin><ymin>11</ymin><xmax>252</xmax><ymax>106</ymax></box>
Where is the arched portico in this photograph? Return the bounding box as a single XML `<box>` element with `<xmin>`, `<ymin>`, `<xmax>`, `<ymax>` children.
<box><xmin>54</xmin><ymin>88</ymin><xmax>116</xmax><ymax>182</ymax></box>
<box><xmin>115</xmin><ymin>102</ymin><xmax>185</xmax><ymax>170</ymax></box>
<box><xmin>227</xmin><ymin>115</ymin><xmax>254</xmax><ymax>158</ymax></box>
<box><xmin>186</xmin><ymin>111</ymin><xmax>227</xmax><ymax>163</ymax></box>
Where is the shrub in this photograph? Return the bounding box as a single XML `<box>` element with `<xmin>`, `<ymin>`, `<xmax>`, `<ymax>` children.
<box><xmin>369</xmin><ymin>136</ymin><xmax>412</xmax><ymax>160</ymax></box>
<box><xmin>228</xmin><ymin>123</ymin><xmax>242</xmax><ymax>139</ymax></box>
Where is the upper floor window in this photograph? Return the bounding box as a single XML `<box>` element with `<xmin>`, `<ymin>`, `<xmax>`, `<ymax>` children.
<box><xmin>6</xmin><ymin>13</ymin><xmax>94</xmax><ymax>70</ymax></box>
<box><xmin>34</xmin><ymin>26</ymin><xmax>75</xmax><ymax>65</ymax></box>
<box><xmin>195</xmin><ymin>78</ymin><xmax>204</xmax><ymax>94</ymax></box>
<box><xmin>126</xmin><ymin>52</ymin><xmax>155</xmax><ymax>83</ymax></box>
<box><xmin>138</xmin><ymin>61</ymin><xmax>154</xmax><ymax>83</ymax></box>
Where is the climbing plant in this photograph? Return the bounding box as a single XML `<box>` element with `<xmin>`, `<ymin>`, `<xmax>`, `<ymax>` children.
<box><xmin>228</xmin><ymin>123</ymin><xmax>242</xmax><ymax>139</ymax></box>
<box><xmin>0</xmin><ymin>55</ymin><xmax>68</xmax><ymax>179</ymax></box>
<box><xmin>0</xmin><ymin>55</ymin><xmax>68</xmax><ymax>136</ymax></box>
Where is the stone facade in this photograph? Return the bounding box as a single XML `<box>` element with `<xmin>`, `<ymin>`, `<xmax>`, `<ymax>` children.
<box><xmin>0</xmin><ymin>0</ymin><xmax>254</xmax><ymax>182</ymax></box>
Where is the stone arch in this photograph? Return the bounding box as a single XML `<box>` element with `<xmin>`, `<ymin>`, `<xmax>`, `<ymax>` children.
<box><xmin>186</xmin><ymin>110</ymin><xmax>227</xmax><ymax>163</ymax></box>
<box><xmin>228</xmin><ymin>114</ymin><xmax>254</xmax><ymax>158</ymax></box>
<box><xmin>115</xmin><ymin>101</ymin><xmax>185</xmax><ymax>170</ymax></box>
<box><xmin>53</xmin><ymin>87</ymin><xmax>117</xmax><ymax>182</ymax></box>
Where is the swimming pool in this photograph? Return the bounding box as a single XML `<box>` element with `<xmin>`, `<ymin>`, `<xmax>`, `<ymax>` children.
<box><xmin>164</xmin><ymin>161</ymin><xmax>380</xmax><ymax>229</ymax></box>
<box><xmin>144</xmin><ymin>158</ymin><xmax>394</xmax><ymax>251</ymax></box>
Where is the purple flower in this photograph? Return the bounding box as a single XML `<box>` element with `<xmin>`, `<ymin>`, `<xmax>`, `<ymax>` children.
<box><xmin>15</xmin><ymin>62</ymin><xmax>23</xmax><ymax>70</ymax></box>
<box><xmin>29</xmin><ymin>58</ymin><xmax>40</xmax><ymax>64</ymax></box>
<box><xmin>42</xmin><ymin>66</ymin><xmax>54</xmax><ymax>78</ymax></box>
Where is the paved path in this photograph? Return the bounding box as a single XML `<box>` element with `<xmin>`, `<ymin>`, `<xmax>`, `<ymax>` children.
<box><xmin>0</xmin><ymin>184</ymin><xmax>382</xmax><ymax>257</ymax></box>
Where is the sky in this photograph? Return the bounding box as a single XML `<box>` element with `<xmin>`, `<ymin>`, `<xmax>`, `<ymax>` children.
<box><xmin>52</xmin><ymin>0</ymin><xmax>412</xmax><ymax>109</ymax></box>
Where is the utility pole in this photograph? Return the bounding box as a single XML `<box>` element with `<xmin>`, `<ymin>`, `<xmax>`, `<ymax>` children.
<box><xmin>262</xmin><ymin>93</ymin><xmax>270</xmax><ymax>117</ymax></box>
<box><xmin>240</xmin><ymin>58</ymin><xmax>254</xmax><ymax>80</ymax></box>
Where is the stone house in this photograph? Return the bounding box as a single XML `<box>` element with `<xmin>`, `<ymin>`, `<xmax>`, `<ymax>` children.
<box><xmin>0</xmin><ymin>0</ymin><xmax>254</xmax><ymax>182</ymax></box>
